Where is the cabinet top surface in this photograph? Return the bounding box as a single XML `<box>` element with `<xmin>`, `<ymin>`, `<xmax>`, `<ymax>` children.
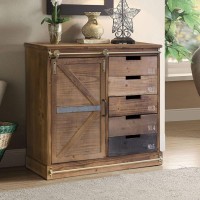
<box><xmin>24</xmin><ymin>42</ymin><xmax>162</xmax><ymax>50</ymax></box>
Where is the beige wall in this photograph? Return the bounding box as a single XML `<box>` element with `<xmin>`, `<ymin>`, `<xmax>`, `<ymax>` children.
<box><xmin>166</xmin><ymin>81</ymin><xmax>200</xmax><ymax>109</ymax></box>
<box><xmin>0</xmin><ymin>0</ymin><xmax>165</xmax><ymax>150</ymax></box>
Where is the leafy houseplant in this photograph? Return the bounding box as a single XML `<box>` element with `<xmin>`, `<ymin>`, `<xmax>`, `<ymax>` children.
<box><xmin>165</xmin><ymin>0</ymin><xmax>200</xmax><ymax>61</ymax></box>
<box><xmin>41</xmin><ymin>0</ymin><xmax>69</xmax><ymax>44</ymax></box>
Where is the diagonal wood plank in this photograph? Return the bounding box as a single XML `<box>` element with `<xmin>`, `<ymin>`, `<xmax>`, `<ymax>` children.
<box><xmin>58</xmin><ymin>64</ymin><xmax>98</xmax><ymax>105</ymax></box>
<box><xmin>56</xmin><ymin>112</ymin><xmax>99</xmax><ymax>158</ymax></box>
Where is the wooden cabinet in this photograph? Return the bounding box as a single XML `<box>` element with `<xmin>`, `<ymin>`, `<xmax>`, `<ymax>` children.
<box><xmin>25</xmin><ymin>43</ymin><xmax>162</xmax><ymax>180</ymax></box>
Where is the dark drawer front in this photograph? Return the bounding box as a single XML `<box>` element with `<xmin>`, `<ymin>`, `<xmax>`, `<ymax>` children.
<box><xmin>109</xmin><ymin>95</ymin><xmax>157</xmax><ymax>117</ymax></box>
<box><xmin>109</xmin><ymin>114</ymin><xmax>158</xmax><ymax>137</ymax></box>
<box><xmin>108</xmin><ymin>134</ymin><xmax>157</xmax><ymax>157</ymax></box>
<box><xmin>109</xmin><ymin>56</ymin><xmax>157</xmax><ymax>76</ymax></box>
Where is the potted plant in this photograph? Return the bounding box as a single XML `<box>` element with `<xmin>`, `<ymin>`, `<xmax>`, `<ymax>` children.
<box><xmin>165</xmin><ymin>0</ymin><xmax>200</xmax><ymax>61</ymax></box>
<box><xmin>41</xmin><ymin>0</ymin><xmax>69</xmax><ymax>44</ymax></box>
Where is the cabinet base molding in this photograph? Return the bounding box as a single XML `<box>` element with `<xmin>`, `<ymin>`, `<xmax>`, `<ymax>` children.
<box><xmin>26</xmin><ymin>152</ymin><xmax>162</xmax><ymax>180</ymax></box>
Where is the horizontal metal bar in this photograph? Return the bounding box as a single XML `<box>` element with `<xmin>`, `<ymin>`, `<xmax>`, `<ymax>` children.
<box><xmin>57</xmin><ymin>105</ymin><xmax>100</xmax><ymax>113</ymax></box>
<box><xmin>56</xmin><ymin>51</ymin><xmax>159</xmax><ymax>56</ymax></box>
<box><xmin>49</xmin><ymin>157</ymin><xmax>162</xmax><ymax>176</ymax></box>
<box><xmin>59</xmin><ymin>52</ymin><xmax>104</xmax><ymax>56</ymax></box>
<box><xmin>49</xmin><ymin>50</ymin><xmax>160</xmax><ymax>58</ymax></box>
<box><xmin>57</xmin><ymin>51</ymin><xmax>160</xmax><ymax>56</ymax></box>
<box><xmin>109</xmin><ymin>51</ymin><xmax>160</xmax><ymax>55</ymax></box>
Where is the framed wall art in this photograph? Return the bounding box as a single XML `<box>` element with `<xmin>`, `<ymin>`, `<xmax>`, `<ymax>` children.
<box><xmin>47</xmin><ymin>0</ymin><xmax>114</xmax><ymax>15</ymax></box>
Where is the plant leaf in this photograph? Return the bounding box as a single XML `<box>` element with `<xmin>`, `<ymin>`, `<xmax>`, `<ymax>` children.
<box><xmin>168</xmin><ymin>47</ymin><xmax>179</xmax><ymax>59</ymax></box>
<box><xmin>165</xmin><ymin>0</ymin><xmax>200</xmax><ymax>61</ymax></box>
<box><xmin>183</xmin><ymin>14</ymin><xmax>200</xmax><ymax>31</ymax></box>
<box><xmin>165</xmin><ymin>5</ymin><xmax>172</xmax><ymax>20</ymax></box>
<box><xmin>57</xmin><ymin>17</ymin><xmax>69</xmax><ymax>24</ymax></box>
<box><xmin>167</xmin><ymin>0</ymin><xmax>173</xmax><ymax>12</ymax></box>
<box><xmin>171</xmin><ymin>10</ymin><xmax>181</xmax><ymax>20</ymax></box>
<box><xmin>41</xmin><ymin>17</ymin><xmax>53</xmax><ymax>24</ymax></box>
<box><xmin>166</xmin><ymin>43</ymin><xmax>191</xmax><ymax>61</ymax></box>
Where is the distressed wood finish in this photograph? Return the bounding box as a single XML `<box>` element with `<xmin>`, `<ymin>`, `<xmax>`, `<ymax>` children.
<box><xmin>52</xmin><ymin>58</ymin><xmax>106</xmax><ymax>163</ymax></box>
<box><xmin>109</xmin><ymin>114</ymin><xmax>158</xmax><ymax>137</ymax></box>
<box><xmin>108</xmin><ymin>133</ymin><xmax>157</xmax><ymax>156</ymax></box>
<box><xmin>109</xmin><ymin>95</ymin><xmax>158</xmax><ymax>117</ymax></box>
<box><xmin>25</xmin><ymin>47</ymin><xmax>51</xmax><ymax>165</ymax></box>
<box><xmin>55</xmin><ymin>60</ymin><xmax>101</xmax><ymax>107</ymax></box>
<box><xmin>25</xmin><ymin>43</ymin><xmax>161</xmax><ymax>180</ymax></box>
<box><xmin>109</xmin><ymin>56</ymin><xmax>157</xmax><ymax>76</ymax></box>
<box><xmin>108</xmin><ymin>76</ymin><xmax>157</xmax><ymax>96</ymax></box>
<box><xmin>48</xmin><ymin>152</ymin><xmax>161</xmax><ymax>179</ymax></box>
<box><xmin>26</xmin><ymin>152</ymin><xmax>161</xmax><ymax>179</ymax></box>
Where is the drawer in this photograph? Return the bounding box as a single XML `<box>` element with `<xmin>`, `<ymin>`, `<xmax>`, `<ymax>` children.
<box><xmin>109</xmin><ymin>95</ymin><xmax>157</xmax><ymax>117</ymax></box>
<box><xmin>109</xmin><ymin>114</ymin><xmax>158</xmax><ymax>137</ymax></box>
<box><xmin>108</xmin><ymin>133</ymin><xmax>157</xmax><ymax>156</ymax></box>
<box><xmin>109</xmin><ymin>56</ymin><xmax>157</xmax><ymax>76</ymax></box>
<box><xmin>108</xmin><ymin>76</ymin><xmax>157</xmax><ymax>96</ymax></box>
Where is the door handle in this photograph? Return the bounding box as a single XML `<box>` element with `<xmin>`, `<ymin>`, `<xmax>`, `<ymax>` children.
<box><xmin>101</xmin><ymin>99</ymin><xmax>107</xmax><ymax>116</ymax></box>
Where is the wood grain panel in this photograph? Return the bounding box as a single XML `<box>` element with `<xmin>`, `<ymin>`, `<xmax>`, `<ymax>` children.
<box><xmin>108</xmin><ymin>76</ymin><xmax>157</xmax><ymax>96</ymax></box>
<box><xmin>25</xmin><ymin>42</ymin><xmax>162</xmax><ymax>50</ymax></box>
<box><xmin>52</xmin><ymin>112</ymin><xmax>104</xmax><ymax>163</ymax></box>
<box><xmin>52</xmin><ymin>58</ymin><xmax>106</xmax><ymax>164</ymax></box>
<box><xmin>26</xmin><ymin>156</ymin><xmax>48</xmax><ymax>179</ymax></box>
<box><xmin>25</xmin><ymin>47</ymin><xmax>51</xmax><ymax>165</ymax></box>
<box><xmin>48</xmin><ymin>152</ymin><xmax>161</xmax><ymax>179</ymax></box>
<box><xmin>56</xmin><ymin>59</ymin><xmax>102</xmax><ymax>107</ymax></box>
<box><xmin>109</xmin><ymin>56</ymin><xmax>157</xmax><ymax>76</ymax></box>
<box><xmin>108</xmin><ymin>133</ymin><xmax>157</xmax><ymax>156</ymax></box>
<box><xmin>109</xmin><ymin>95</ymin><xmax>158</xmax><ymax>117</ymax></box>
<box><xmin>109</xmin><ymin>114</ymin><xmax>158</xmax><ymax>137</ymax></box>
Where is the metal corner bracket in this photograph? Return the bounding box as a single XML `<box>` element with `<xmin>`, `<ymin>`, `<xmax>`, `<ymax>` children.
<box><xmin>48</xmin><ymin>50</ymin><xmax>60</xmax><ymax>59</ymax></box>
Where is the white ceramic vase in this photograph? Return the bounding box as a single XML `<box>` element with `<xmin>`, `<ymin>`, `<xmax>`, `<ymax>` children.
<box><xmin>0</xmin><ymin>80</ymin><xmax>7</xmax><ymax>106</ymax></box>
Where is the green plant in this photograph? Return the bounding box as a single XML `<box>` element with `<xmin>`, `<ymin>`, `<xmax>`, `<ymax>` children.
<box><xmin>41</xmin><ymin>0</ymin><xmax>69</xmax><ymax>25</ymax></box>
<box><xmin>165</xmin><ymin>0</ymin><xmax>200</xmax><ymax>61</ymax></box>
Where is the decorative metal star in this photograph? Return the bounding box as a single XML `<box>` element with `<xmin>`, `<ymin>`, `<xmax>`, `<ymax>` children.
<box><xmin>105</xmin><ymin>0</ymin><xmax>140</xmax><ymax>44</ymax></box>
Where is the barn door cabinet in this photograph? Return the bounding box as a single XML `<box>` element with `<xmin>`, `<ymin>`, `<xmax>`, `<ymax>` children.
<box><xmin>25</xmin><ymin>43</ymin><xmax>162</xmax><ymax>180</ymax></box>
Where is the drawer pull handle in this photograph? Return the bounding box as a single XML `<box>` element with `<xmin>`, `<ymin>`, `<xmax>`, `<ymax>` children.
<box><xmin>126</xmin><ymin>115</ymin><xmax>141</xmax><ymax>120</ymax></box>
<box><xmin>126</xmin><ymin>56</ymin><xmax>141</xmax><ymax>60</ymax></box>
<box><xmin>126</xmin><ymin>135</ymin><xmax>140</xmax><ymax>139</ymax></box>
<box><xmin>126</xmin><ymin>95</ymin><xmax>141</xmax><ymax>100</ymax></box>
<box><xmin>126</xmin><ymin>76</ymin><xmax>141</xmax><ymax>80</ymax></box>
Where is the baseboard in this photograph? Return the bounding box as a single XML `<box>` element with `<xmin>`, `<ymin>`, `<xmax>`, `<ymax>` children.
<box><xmin>0</xmin><ymin>148</ymin><xmax>26</xmax><ymax>168</ymax></box>
<box><xmin>166</xmin><ymin>108</ymin><xmax>200</xmax><ymax>122</ymax></box>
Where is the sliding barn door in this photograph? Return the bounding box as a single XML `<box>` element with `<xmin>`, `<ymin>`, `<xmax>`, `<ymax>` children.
<box><xmin>52</xmin><ymin>57</ymin><xmax>106</xmax><ymax>164</ymax></box>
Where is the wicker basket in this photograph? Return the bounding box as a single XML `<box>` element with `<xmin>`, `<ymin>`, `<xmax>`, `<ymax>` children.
<box><xmin>0</xmin><ymin>122</ymin><xmax>17</xmax><ymax>161</ymax></box>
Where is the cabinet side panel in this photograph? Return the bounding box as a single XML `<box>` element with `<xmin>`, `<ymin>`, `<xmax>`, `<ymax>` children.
<box><xmin>157</xmin><ymin>53</ymin><xmax>161</xmax><ymax>152</ymax></box>
<box><xmin>25</xmin><ymin>47</ymin><xmax>51</xmax><ymax>165</ymax></box>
